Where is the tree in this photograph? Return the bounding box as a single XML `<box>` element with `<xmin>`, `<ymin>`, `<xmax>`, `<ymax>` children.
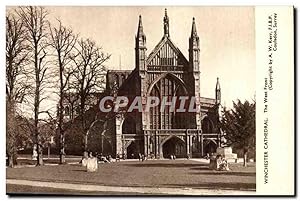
<box><xmin>220</xmin><ymin>100</ymin><xmax>255</xmax><ymax>167</ymax></box>
<box><xmin>6</xmin><ymin>12</ymin><xmax>30</xmax><ymax>167</ymax></box>
<box><xmin>17</xmin><ymin>6</ymin><xmax>50</xmax><ymax>166</ymax></box>
<box><xmin>49</xmin><ymin>19</ymin><xmax>77</xmax><ymax>164</ymax></box>
<box><xmin>70</xmin><ymin>38</ymin><xmax>110</xmax><ymax>154</ymax></box>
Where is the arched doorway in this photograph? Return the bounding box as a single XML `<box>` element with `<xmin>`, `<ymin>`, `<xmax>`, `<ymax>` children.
<box><xmin>162</xmin><ymin>136</ymin><xmax>185</xmax><ymax>158</ymax></box>
<box><xmin>127</xmin><ymin>141</ymin><xmax>138</xmax><ymax>159</ymax></box>
<box><xmin>203</xmin><ymin>139</ymin><xmax>217</xmax><ymax>155</ymax></box>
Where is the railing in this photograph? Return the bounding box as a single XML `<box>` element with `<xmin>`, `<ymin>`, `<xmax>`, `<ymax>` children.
<box><xmin>147</xmin><ymin>65</ymin><xmax>184</xmax><ymax>72</ymax></box>
<box><xmin>143</xmin><ymin>129</ymin><xmax>219</xmax><ymax>139</ymax></box>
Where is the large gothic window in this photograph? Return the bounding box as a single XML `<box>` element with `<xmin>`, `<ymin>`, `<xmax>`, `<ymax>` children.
<box><xmin>149</xmin><ymin>74</ymin><xmax>188</xmax><ymax>129</ymax></box>
<box><xmin>150</xmin><ymin>85</ymin><xmax>160</xmax><ymax>129</ymax></box>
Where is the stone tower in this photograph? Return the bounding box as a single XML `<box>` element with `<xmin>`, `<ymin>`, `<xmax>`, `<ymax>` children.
<box><xmin>189</xmin><ymin>17</ymin><xmax>201</xmax><ymax>129</ymax></box>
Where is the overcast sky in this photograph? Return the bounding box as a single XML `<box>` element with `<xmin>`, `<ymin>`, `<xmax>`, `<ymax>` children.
<box><xmin>9</xmin><ymin>6</ymin><xmax>255</xmax><ymax>115</ymax></box>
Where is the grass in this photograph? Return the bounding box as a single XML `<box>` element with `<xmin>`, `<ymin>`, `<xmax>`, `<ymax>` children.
<box><xmin>7</xmin><ymin>159</ymin><xmax>255</xmax><ymax>192</ymax></box>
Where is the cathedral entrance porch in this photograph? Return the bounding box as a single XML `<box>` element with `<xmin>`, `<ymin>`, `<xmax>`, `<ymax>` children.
<box><xmin>162</xmin><ymin>136</ymin><xmax>185</xmax><ymax>158</ymax></box>
<box><xmin>142</xmin><ymin>129</ymin><xmax>220</xmax><ymax>159</ymax></box>
<box><xmin>119</xmin><ymin>131</ymin><xmax>220</xmax><ymax>159</ymax></box>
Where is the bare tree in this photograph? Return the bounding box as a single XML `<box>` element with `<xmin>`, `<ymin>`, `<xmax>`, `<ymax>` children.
<box><xmin>17</xmin><ymin>6</ymin><xmax>50</xmax><ymax>166</ymax></box>
<box><xmin>49</xmin><ymin>19</ymin><xmax>77</xmax><ymax>164</ymax></box>
<box><xmin>6</xmin><ymin>12</ymin><xmax>30</xmax><ymax>167</ymax></box>
<box><xmin>70</xmin><ymin>38</ymin><xmax>110</xmax><ymax>155</ymax></box>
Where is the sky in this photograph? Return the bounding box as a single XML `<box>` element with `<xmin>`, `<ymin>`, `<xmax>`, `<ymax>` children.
<box><xmin>46</xmin><ymin>6</ymin><xmax>255</xmax><ymax>107</ymax></box>
<box><xmin>8</xmin><ymin>6</ymin><xmax>256</xmax><ymax>116</ymax></box>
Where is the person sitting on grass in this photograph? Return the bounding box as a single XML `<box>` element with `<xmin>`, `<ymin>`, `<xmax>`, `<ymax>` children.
<box><xmin>116</xmin><ymin>153</ymin><xmax>120</xmax><ymax>162</ymax></box>
<box><xmin>108</xmin><ymin>155</ymin><xmax>113</xmax><ymax>163</ymax></box>
<box><xmin>87</xmin><ymin>152</ymin><xmax>98</xmax><ymax>172</ymax></box>
<box><xmin>219</xmin><ymin>156</ymin><xmax>230</xmax><ymax>171</ymax></box>
<box><xmin>141</xmin><ymin>154</ymin><xmax>145</xmax><ymax>162</ymax></box>
<box><xmin>216</xmin><ymin>155</ymin><xmax>230</xmax><ymax>171</ymax></box>
<box><xmin>80</xmin><ymin>151</ymin><xmax>89</xmax><ymax>167</ymax></box>
<box><xmin>101</xmin><ymin>156</ymin><xmax>109</xmax><ymax>163</ymax></box>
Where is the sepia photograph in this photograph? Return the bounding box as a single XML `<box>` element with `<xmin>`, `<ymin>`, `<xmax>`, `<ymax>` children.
<box><xmin>6</xmin><ymin>5</ymin><xmax>273</xmax><ymax>196</ymax></box>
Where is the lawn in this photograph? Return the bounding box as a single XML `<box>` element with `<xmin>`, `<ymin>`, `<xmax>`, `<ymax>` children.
<box><xmin>7</xmin><ymin>159</ymin><xmax>255</xmax><ymax>192</ymax></box>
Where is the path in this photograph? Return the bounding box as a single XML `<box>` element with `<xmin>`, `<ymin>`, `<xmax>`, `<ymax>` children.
<box><xmin>7</xmin><ymin>179</ymin><xmax>255</xmax><ymax>195</ymax></box>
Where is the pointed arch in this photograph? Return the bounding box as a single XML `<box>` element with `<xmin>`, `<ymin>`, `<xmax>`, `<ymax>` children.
<box><xmin>160</xmin><ymin>135</ymin><xmax>186</xmax><ymax>158</ymax></box>
<box><xmin>146</xmin><ymin>73</ymin><xmax>188</xmax><ymax>96</ymax></box>
<box><xmin>161</xmin><ymin>135</ymin><xmax>185</xmax><ymax>147</ymax></box>
<box><xmin>147</xmin><ymin>73</ymin><xmax>189</xmax><ymax>129</ymax></box>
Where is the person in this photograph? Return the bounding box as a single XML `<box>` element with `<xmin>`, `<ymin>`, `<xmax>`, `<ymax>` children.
<box><xmin>173</xmin><ymin>154</ymin><xmax>176</xmax><ymax>160</ymax></box>
<box><xmin>170</xmin><ymin>155</ymin><xmax>173</xmax><ymax>160</ymax></box>
<box><xmin>209</xmin><ymin>154</ymin><xmax>217</xmax><ymax>170</ymax></box>
<box><xmin>216</xmin><ymin>154</ymin><xmax>222</xmax><ymax>170</ymax></box>
<box><xmin>141</xmin><ymin>154</ymin><xmax>145</xmax><ymax>162</ymax></box>
<box><xmin>219</xmin><ymin>156</ymin><xmax>230</xmax><ymax>171</ymax></box>
<box><xmin>102</xmin><ymin>155</ymin><xmax>109</xmax><ymax>163</ymax></box>
<box><xmin>97</xmin><ymin>153</ymin><xmax>103</xmax><ymax>161</ymax></box>
<box><xmin>116</xmin><ymin>153</ymin><xmax>120</xmax><ymax>162</ymax></box>
<box><xmin>87</xmin><ymin>152</ymin><xmax>98</xmax><ymax>172</ymax></box>
<box><xmin>138</xmin><ymin>153</ymin><xmax>142</xmax><ymax>161</ymax></box>
<box><xmin>108</xmin><ymin>155</ymin><xmax>113</xmax><ymax>162</ymax></box>
<box><xmin>81</xmin><ymin>153</ymin><xmax>89</xmax><ymax>167</ymax></box>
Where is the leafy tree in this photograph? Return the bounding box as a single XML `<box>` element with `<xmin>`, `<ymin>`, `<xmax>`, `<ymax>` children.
<box><xmin>220</xmin><ymin>99</ymin><xmax>255</xmax><ymax>167</ymax></box>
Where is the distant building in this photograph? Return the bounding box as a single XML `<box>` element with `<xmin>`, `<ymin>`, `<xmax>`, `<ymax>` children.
<box><xmin>63</xmin><ymin>9</ymin><xmax>222</xmax><ymax>158</ymax></box>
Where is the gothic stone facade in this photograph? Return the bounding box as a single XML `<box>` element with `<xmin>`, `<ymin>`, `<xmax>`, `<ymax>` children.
<box><xmin>104</xmin><ymin>10</ymin><xmax>222</xmax><ymax>159</ymax></box>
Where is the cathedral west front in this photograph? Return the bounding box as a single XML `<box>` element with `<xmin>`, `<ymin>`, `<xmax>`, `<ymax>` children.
<box><xmin>101</xmin><ymin>9</ymin><xmax>222</xmax><ymax>159</ymax></box>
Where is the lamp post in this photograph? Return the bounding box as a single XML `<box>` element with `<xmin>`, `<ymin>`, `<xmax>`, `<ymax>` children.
<box><xmin>47</xmin><ymin>136</ymin><xmax>54</xmax><ymax>159</ymax></box>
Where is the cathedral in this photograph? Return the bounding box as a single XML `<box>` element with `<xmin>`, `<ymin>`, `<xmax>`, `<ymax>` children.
<box><xmin>102</xmin><ymin>9</ymin><xmax>222</xmax><ymax>159</ymax></box>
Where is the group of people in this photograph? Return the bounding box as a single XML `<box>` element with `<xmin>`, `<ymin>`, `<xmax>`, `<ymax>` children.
<box><xmin>209</xmin><ymin>154</ymin><xmax>230</xmax><ymax>171</ymax></box>
<box><xmin>81</xmin><ymin>152</ymin><xmax>98</xmax><ymax>172</ymax></box>
<box><xmin>81</xmin><ymin>152</ymin><xmax>118</xmax><ymax>172</ymax></box>
<box><xmin>138</xmin><ymin>153</ymin><xmax>146</xmax><ymax>161</ymax></box>
<box><xmin>95</xmin><ymin>152</ymin><xmax>113</xmax><ymax>163</ymax></box>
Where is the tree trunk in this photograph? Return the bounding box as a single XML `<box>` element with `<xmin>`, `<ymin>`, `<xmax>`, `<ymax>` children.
<box><xmin>59</xmin><ymin>121</ymin><xmax>66</xmax><ymax>164</ymax></box>
<box><xmin>8</xmin><ymin>155</ymin><xmax>14</xmax><ymax>168</ymax></box>
<box><xmin>80</xmin><ymin>100</ymin><xmax>87</xmax><ymax>156</ymax></box>
<box><xmin>58</xmin><ymin>57</ymin><xmax>66</xmax><ymax>164</ymax></box>
<box><xmin>60</xmin><ymin>152</ymin><xmax>65</xmax><ymax>164</ymax></box>
<box><xmin>37</xmin><ymin>143</ymin><xmax>44</xmax><ymax>166</ymax></box>
<box><xmin>7</xmin><ymin>103</ymin><xmax>18</xmax><ymax>168</ymax></box>
<box><xmin>243</xmin><ymin>149</ymin><xmax>248</xmax><ymax>167</ymax></box>
<box><xmin>34</xmin><ymin>45</ymin><xmax>43</xmax><ymax>166</ymax></box>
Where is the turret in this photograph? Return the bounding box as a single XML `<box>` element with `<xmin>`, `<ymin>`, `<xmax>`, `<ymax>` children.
<box><xmin>189</xmin><ymin>17</ymin><xmax>200</xmax><ymax>73</ymax></box>
<box><xmin>163</xmin><ymin>8</ymin><xmax>170</xmax><ymax>37</ymax></box>
<box><xmin>215</xmin><ymin>77</ymin><xmax>221</xmax><ymax>105</ymax></box>
<box><xmin>135</xmin><ymin>15</ymin><xmax>147</xmax><ymax>72</ymax></box>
